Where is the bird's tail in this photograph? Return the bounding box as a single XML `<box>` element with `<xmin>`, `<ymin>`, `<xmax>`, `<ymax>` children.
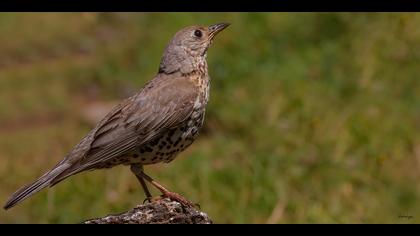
<box><xmin>3</xmin><ymin>162</ymin><xmax>70</xmax><ymax>210</ymax></box>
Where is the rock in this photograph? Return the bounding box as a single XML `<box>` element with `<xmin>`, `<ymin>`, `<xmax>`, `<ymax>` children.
<box><xmin>82</xmin><ymin>198</ymin><xmax>212</xmax><ymax>224</ymax></box>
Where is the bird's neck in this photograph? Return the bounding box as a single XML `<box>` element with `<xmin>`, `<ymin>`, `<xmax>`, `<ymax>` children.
<box><xmin>193</xmin><ymin>56</ymin><xmax>208</xmax><ymax>77</ymax></box>
<box><xmin>158</xmin><ymin>48</ymin><xmax>209</xmax><ymax>76</ymax></box>
<box><xmin>175</xmin><ymin>54</ymin><xmax>209</xmax><ymax>84</ymax></box>
<box><xmin>159</xmin><ymin>54</ymin><xmax>210</xmax><ymax>106</ymax></box>
<box><xmin>187</xmin><ymin>56</ymin><xmax>210</xmax><ymax>106</ymax></box>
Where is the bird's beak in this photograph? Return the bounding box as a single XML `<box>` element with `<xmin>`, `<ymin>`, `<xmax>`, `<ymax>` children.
<box><xmin>208</xmin><ymin>23</ymin><xmax>230</xmax><ymax>38</ymax></box>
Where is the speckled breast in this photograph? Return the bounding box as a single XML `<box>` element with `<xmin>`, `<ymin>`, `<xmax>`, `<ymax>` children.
<box><xmin>99</xmin><ymin>108</ymin><xmax>206</xmax><ymax>169</ymax></box>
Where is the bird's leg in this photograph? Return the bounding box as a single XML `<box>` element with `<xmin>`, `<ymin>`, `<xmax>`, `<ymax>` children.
<box><xmin>136</xmin><ymin>170</ymin><xmax>196</xmax><ymax>208</ymax></box>
<box><xmin>130</xmin><ymin>164</ymin><xmax>152</xmax><ymax>203</ymax></box>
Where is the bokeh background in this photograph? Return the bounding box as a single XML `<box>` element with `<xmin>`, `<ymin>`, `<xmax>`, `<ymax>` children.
<box><xmin>0</xmin><ymin>13</ymin><xmax>419</xmax><ymax>223</ymax></box>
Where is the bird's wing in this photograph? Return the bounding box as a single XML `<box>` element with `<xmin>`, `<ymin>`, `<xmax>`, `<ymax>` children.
<box><xmin>50</xmin><ymin>74</ymin><xmax>198</xmax><ymax>185</ymax></box>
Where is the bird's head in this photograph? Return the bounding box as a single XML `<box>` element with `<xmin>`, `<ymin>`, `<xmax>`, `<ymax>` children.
<box><xmin>159</xmin><ymin>23</ymin><xmax>230</xmax><ymax>74</ymax></box>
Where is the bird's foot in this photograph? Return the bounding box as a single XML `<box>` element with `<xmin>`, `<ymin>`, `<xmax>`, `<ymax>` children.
<box><xmin>160</xmin><ymin>192</ymin><xmax>196</xmax><ymax>209</ymax></box>
<box><xmin>142</xmin><ymin>197</ymin><xmax>153</xmax><ymax>204</ymax></box>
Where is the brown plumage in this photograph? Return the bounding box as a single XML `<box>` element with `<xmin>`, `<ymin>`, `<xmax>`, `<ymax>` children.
<box><xmin>4</xmin><ymin>23</ymin><xmax>229</xmax><ymax>210</ymax></box>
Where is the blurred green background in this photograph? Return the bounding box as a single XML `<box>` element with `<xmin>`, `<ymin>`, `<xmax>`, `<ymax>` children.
<box><xmin>0</xmin><ymin>13</ymin><xmax>419</xmax><ymax>223</ymax></box>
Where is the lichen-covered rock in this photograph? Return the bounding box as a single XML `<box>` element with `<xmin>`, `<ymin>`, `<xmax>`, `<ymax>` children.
<box><xmin>83</xmin><ymin>198</ymin><xmax>212</xmax><ymax>224</ymax></box>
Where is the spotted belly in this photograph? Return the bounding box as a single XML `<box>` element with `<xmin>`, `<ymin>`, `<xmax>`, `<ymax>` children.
<box><xmin>98</xmin><ymin>112</ymin><xmax>205</xmax><ymax>169</ymax></box>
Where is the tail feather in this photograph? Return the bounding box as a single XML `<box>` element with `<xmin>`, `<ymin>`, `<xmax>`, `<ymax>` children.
<box><xmin>3</xmin><ymin>163</ymin><xmax>70</xmax><ymax>210</ymax></box>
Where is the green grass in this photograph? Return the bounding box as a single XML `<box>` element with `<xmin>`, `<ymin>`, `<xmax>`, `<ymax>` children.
<box><xmin>0</xmin><ymin>13</ymin><xmax>419</xmax><ymax>223</ymax></box>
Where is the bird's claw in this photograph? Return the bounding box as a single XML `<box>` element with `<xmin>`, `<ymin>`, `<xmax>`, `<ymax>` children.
<box><xmin>143</xmin><ymin>197</ymin><xmax>152</xmax><ymax>204</ymax></box>
<box><xmin>161</xmin><ymin>192</ymin><xmax>196</xmax><ymax>209</ymax></box>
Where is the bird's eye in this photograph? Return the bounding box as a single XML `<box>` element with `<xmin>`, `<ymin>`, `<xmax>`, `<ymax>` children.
<box><xmin>194</xmin><ymin>30</ymin><xmax>202</xmax><ymax>38</ymax></box>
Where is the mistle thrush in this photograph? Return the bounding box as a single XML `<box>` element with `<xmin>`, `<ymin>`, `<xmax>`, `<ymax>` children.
<box><xmin>4</xmin><ymin>23</ymin><xmax>230</xmax><ymax>210</ymax></box>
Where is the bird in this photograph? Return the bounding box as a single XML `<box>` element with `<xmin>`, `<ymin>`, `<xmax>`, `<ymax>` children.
<box><xmin>4</xmin><ymin>22</ymin><xmax>230</xmax><ymax>210</ymax></box>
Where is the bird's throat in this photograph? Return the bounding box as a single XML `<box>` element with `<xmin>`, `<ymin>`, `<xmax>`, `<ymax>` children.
<box><xmin>187</xmin><ymin>58</ymin><xmax>210</xmax><ymax>106</ymax></box>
